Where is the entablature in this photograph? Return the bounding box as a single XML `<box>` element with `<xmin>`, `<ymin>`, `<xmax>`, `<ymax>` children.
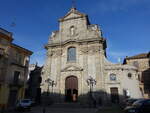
<box><xmin>45</xmin><ymin>38</ymin><xmax>106</xmax><ymax>49</ymax></box>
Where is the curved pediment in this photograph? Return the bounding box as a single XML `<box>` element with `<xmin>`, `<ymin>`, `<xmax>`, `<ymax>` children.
<box><xmin>61</xmin><ymin>65</ymin><xmax>83</xmax><ymax>72</ymax></box>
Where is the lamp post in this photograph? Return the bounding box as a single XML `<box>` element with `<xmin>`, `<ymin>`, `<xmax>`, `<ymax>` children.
<box><xmin>45</xmin><ymin>78</ymin><xmax>56</xmax><ymax>96</ymax></box>
<box><xmin>45</xmin><ymin>78</ymin><xmax>56</xmax><ymax>105</ymax></box>
<box><xmin>87</xmin><ymin>76</ymin><xmax>96</xmax><ymax>108</ymax></box>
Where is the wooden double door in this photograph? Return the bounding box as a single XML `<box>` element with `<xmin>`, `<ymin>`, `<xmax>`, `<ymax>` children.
<box><xmin>110</xmin><ymin>87</ymin><xmax>119</xmax><ymax>103</ymax></box>
<box><xmin>65</xmin><ymin>76</ymin><xmax>78</xmax><ymax>102</ymax></box>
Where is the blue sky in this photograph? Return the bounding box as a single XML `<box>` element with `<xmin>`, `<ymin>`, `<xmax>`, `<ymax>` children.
<box><xmin>0</xmin><ymin>0</ymin><xmax>150</xmax><ymax>65</ymax></box>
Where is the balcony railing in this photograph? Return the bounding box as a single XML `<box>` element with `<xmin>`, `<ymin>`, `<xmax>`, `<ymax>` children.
<box><xmin>9</xmin><ymin>79</ymin><xmax>25</xmax><ymax>87</ymax></box>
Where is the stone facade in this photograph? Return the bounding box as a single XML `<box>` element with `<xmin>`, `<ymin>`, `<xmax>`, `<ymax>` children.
<box><xmin>0</xmin><ymin>28</ymin><xmax>32</xmax><ymax>108</ymax></box>
<box><xmin>41</xmin><ymin>8</ymin><xmax>142</xmax><ymax>105</ymax></box>
<box><xmin>124</xmin><ymin>53</ymin><xmax>150</xmax><ymax>98</ymax></box>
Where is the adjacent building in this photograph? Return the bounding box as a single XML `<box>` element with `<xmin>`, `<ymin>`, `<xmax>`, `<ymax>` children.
<box><xmin>41</xmin><ymin>8</ymin><xmax>142</xmax><ymax>105</ymax></box>
<box><xmin>124</xmin><ymin>52</ymin><xmax>150</xmax><ymax>98</ymax></box>
<box><xmin>0</xmin><ymin>28</ymin><xmax>32</xmax><ymax>108</ymax></box>
<box><xmin>26</xmin><ymin>64</ymin><xmax>42</xmax><ymax>104</ymax></box>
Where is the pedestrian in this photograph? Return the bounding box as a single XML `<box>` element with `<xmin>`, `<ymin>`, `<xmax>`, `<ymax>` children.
<box><xmin>43</xmin><ymin>107</ymin><xmax>46</xmax><ymax>113</ymax></box>
<box><xmin>93</xmin><ymin>99</ymin><xmax>96</xmax><ymax>108</ymax></box>
<box><xmin>1</xmin><ymin>106</ymin><xmax>4</xmax><ymax>113</ymax></box>
<box><xmin>98</xmin><ymin>97</ymin><xmax>102</xmax><ymax>106</ymax></box>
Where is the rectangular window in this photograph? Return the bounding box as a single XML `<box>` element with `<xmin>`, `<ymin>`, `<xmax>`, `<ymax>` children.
<box><xmin>67</xmin><ymin>47</ymin><xmax>76</xmax><ymax>61</ymax></box>
<box><xmin>13</xmin><ymin>71</ymin><xmax>20</xmax><ymax>84</ymax></box>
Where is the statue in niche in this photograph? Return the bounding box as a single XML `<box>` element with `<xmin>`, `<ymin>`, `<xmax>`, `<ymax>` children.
<box><xmin>70</xmin><ymin>26</ymin><xmax>75</xmax><ymax>36</ymax></box>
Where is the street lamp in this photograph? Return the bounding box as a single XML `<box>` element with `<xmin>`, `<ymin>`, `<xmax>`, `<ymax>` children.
<box><xmin>86</xmin><ymin>76</ymin><xmax>96</xmax><ymax>108</ymax></box>
<box><xmin>45</xmin><ymin>78</ymin><xmax>56</xmax><ymax>95</ymax></box>
<box><xmin>44</xmin><ymin>78</ymin><xmax>56</xmax><ymax>106</ymax></box>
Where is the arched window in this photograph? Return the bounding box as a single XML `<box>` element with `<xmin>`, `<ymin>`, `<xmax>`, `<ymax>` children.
<box><xmin>110</xmin><ymin>74</ymin><xmax>116</xmax><ymax>81</ymax></box>
<box><xmin>67</xmin><ymin>47</ymin><xmax>76</xmax><ymax>61</ymax></box>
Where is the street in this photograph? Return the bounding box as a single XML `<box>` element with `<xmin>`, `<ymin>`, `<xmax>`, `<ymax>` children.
<box><xmin>6</xmin><ymin>103</ymin><xmax>123</xmax><ymax>113</ymax></box>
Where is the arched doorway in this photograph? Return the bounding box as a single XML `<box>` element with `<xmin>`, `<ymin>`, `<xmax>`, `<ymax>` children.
<box><xmin>65</xmin><ymin>76</ymin><xmax>78</xmax><ymax>102</ymax></box>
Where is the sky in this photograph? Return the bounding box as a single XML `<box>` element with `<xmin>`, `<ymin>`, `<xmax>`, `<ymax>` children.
<box><xmin>0</xmin><ymin>0</ymin><xmax>150</xmax><ymax>66</ymax></box>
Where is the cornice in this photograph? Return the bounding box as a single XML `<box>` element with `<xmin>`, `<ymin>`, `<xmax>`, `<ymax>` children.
<box><xmin>45</xmin><ymin>38</ymin><xmax>105</xmax><ymax>49</ymax></box>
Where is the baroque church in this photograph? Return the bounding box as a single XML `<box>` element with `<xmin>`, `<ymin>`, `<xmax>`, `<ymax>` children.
<box><xmin>41</xmin><ymin>7</ymin><xmax>142</xmax><ymax>105</ymax></box>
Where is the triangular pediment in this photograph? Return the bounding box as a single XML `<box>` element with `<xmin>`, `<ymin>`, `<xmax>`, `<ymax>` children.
<box><xmin>59</xmin><ymin>8</ymin><xmax>86</xmax><ymax>22</ymax></box>
<box><xmin>65</xmin><ymin>13</ymin><xmax>82</xmax><ymax>20</ymax></box>
<box><xmin>61</xmin><ymin>65</ymin><xmax>83</xmax><ymax>72</ymax></box>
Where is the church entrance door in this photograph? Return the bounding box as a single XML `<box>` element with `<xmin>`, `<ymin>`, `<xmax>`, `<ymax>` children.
<box><xmin>65</xmin><ymin>76</ymin><xmax>78</xmax><ymax>102</ymax></box>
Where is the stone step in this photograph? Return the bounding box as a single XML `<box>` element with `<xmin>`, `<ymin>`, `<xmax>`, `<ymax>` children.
<box><xmin>50</xmin><ymin>103</ymin><xmax>84</xmax><ymax>108</ymax></box>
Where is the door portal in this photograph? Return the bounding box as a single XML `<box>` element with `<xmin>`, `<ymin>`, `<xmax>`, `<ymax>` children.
<box><xmin>110</xmin><ymin>87</ymin><xmax>119</xmax><ymax>103</ymax></box>
<box><xmin>65</xmin><ymin>76</ymin><xmax>78</xmax><ymax>102</ymax></box>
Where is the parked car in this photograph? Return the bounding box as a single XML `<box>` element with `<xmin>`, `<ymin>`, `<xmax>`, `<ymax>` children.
<box><xmin>121</xmin><ymin>98</ymin><xmax>138</xmax><ymax>109</ymax></box>
<box><xmin>124</xmin><ymin>99</ymin><xmax>150</xmax><ymax>113</ymax></box>
<box><xmin>15</xmin><ymin>99</ymin><xmax>32</xmax><ymax>111</ymax></box>
<box><xmin>126</xmin><ymin>98</ymin><xmax>138</xmax><ymax>107</ymax></box>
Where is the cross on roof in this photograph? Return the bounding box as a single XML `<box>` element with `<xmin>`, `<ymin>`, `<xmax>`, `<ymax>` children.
<box><xmin>72</xmin><ymin>0</ymin><xmax>76</xmax><ymax>8</ymax></box>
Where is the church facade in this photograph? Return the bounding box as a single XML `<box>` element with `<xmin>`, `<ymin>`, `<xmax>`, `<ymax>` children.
<box><xmin>41</xmin><ymin>8</ymin><xmax>142</xmax><ymax>105</ymax></box>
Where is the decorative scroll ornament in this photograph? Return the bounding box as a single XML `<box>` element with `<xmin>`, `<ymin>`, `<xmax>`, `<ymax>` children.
<box><xmin>47</xmin><ymin>49</ymin><xmax>62</xmax><ymax>57</ymax></box>
<box><xmin>80</xmin><ymin>46</ymin><xmax>101</xmax><ymax>54</ymax></box>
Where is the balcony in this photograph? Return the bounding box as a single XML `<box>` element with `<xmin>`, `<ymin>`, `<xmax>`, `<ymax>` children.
<box><xmin>11</xmin><ymin>61</ymin><xmax>26</xmax><ymax>68</ymax></box>
<box><xmin>9</xmin><ymin>79</ymin><xmax>25</xmax><ymax>87</ymax></box>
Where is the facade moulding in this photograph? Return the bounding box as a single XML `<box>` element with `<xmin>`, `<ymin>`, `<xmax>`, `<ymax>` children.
<box><xmin>45</xmin><ymin>38</ymin><xmax>106</xmax><ymax>48</ymax></box>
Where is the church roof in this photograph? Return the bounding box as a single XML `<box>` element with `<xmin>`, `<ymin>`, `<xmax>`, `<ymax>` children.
<box><xmin>125</xmin><ymin>52</ymin><xmax>150</xmax><ymax>60</ymax></box>
<box><xmin>59</xmin><ymin>8</ymin><xmax>88</xmax><ymax>22</ymax></box>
